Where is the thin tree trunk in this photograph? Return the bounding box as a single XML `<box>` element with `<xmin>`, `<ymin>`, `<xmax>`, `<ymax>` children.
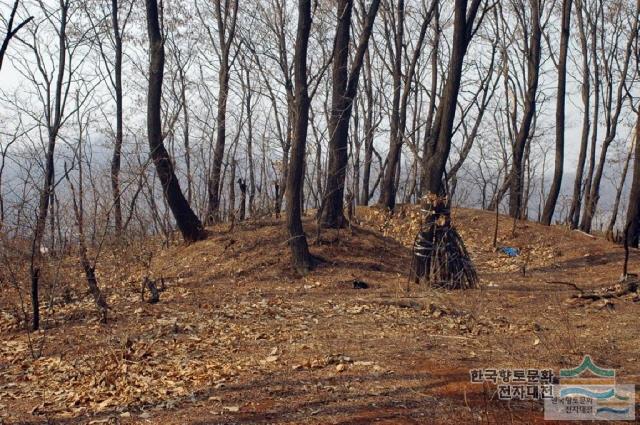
<box><xmin>378</xmin><ymin>0</ymin><xmax>404</xmax><ymax>209</ymax></box>
<box><xmin>360</xmin><ymin>47</ymin><xmax>374</xmax><ymax>205</ymax></box>
<box><xmin>29</xmin><ymin>0</ymin><xmax>69</xmax><ymax>331</ymax></box>
<box><xmin>541</xmin><ymin>0</ymin><xmax>572</xmax><ymax>225</ymax></box>
<box><xmin>205</xmin><ymin>0</ymin><xmax>239</xmax><ymax>224</ymax></box>
<box><xmin>508</xmin><ymin>0</ymin><xmax>541</xmax><ymax>218</ymax></box>
<box><xmin>568</xmin><ymin>0</ymin><xmax>590</xmax><ymax>229</ymax></box>
<box><xmin>110</xmin><ymin>0</ymin><xmax>124</xmax><ymax>238</ymax></box>
<box><xmin>606</xmin><ymin>140</ymin><xmax>633</xmax><ymax>239</ymax></box>
<box><xmin>581</xmin><ymin>0</ymin><xmax>638</xmax><ymax>232</ymax></box>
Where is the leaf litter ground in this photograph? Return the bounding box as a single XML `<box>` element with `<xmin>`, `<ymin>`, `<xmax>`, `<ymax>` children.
<box><xmin>1</xmin><ymin>206</ymin><xmax>639</xmax><ymax>424</ymax></box>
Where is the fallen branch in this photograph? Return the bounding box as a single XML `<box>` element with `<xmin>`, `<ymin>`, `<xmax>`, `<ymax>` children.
<box><xmin>545</xmin><ymin>280</ymin><xmax>584</xmax><ymax>293</ymax></box>
<box><xmin>569</xmin><ymin>279</ymin><xmax>638</xmax><ymax>302</ymax></box>
<box><xmin>572</xmin><ymin>229</ymin><xmax>596</xmax><ymax>239</ymax></box>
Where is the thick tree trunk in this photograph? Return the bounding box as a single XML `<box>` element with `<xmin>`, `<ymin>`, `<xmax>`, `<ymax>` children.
<box><xmin>207</xmin><ymin>65</ymin><xmax>230</xmax><ymax>224</ymax></box>
<box><xmin>422</xmin><ymin>0</ymin><xmax>483</xmax><ymax>195</ymax></box>
<box><xmin>419</xmin><ymin>4</ymin><xmax>440</xmax><ymax>198</ymax></box>
<box><xmin>322</xmin><ymin>0</ymin><xmax>380</xmax><ymax>227</ymax></box>
<box><xmin>541</xmin><ymin>0</ymin><xmax>572</xmax><ymax>225</ymax></box>
<box><xmin>238</xmin><ymin>178</ymin><xmax>246</xmax><ymax>221</ymax></box>
<box><xmin>286</xmin><ymin>0</ymin><xmax>312</xmax><ymax>274</ymax></box>
<box><xmin>321</xmin><ymin>0</ymin><xmax>353</xmax><ymax>227</ymax></box>
<box><xmin>30</xmin><ymin>133</ymin><xmax>56</xmax><ymax>331</ymax></box>
<box><xmin>625</xmin><ymin>111</ymin><xmax>640</xmax><ymax>248</ymax></box>
<box><xmin>145</xmin><ymin>0</ymin><xmax>205</xmax><ymax>243</ymax></box>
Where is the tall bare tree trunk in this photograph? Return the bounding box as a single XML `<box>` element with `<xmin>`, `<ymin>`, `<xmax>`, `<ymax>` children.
<box><xmin>145</xmin><ymin>0</ymin><xmax>205</xmax><ymax>243</ymax></box>
<box><xmin>606</xmin><ymin>139</ymin><xmax>633</xmax><ymax>239</ymax></box>
<box><xmin>568</xmin><ymin>0</ymin><xmax>590</xmax><ymax>228</ymax></box>
<box><xmin>205</xmin><ymin>0</ymin><xmax>239</xmax><ymax>224</ymax></box>
<box><xmin>625</xmin><ymin>109</ymin><xmax>640</xmax><ymax>248</ymax></box>
<box><xmin>377</xmin><ymin>0</ymin><xmax>404</xmax><ymax>210</ymax></box>
<box><xmin>29</xmin><ymin>0</ymin><xmax>68</xmax><ymax>331</ymax></box>
<box><xmin>419</xmin><ymin>3</ymin><xmax>440</xmax><ymax>198</ymax></box>
<box><xmin>110</xmin><ymin>0</ymin><xmax>124</xmax><ymax>238</ymax></box>
<box><xmin>321</xmin><ymin>0</ymin><xmax>380</xmax><ymax>227</ymax></box>
<box><xmin>580</xmin><ymin>3</ymin><xmax>638</xmax><ymax>233</ymax></box>
<box><xmin>359</xmin><ymin>46</ymin><xmax>374</xmax><ymax>205</ymax></box>
<box><xmin>508</xmin><ymin>0</ymin><xmax>541</xmax><ymax>219</ymax></box>
<box><xmin>541</xmin><ymin>0</ymin><xmax>572</xmax><ymax>225</ymax></box>
<box><xmin>422</xmin><ymin>0</ymin><xmax>485</xmax><ymax>195</ymax></box>
<box><xmin>286</xmin><ymin>0</ymin><xmax>312</xmax><ymax>274</ymax></box>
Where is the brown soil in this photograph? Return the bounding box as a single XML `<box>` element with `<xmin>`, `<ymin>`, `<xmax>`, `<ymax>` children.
<box><xmin>1</xmin><ymin>206</ymin><xmax>639</xmax><ymax>424</ymax></box>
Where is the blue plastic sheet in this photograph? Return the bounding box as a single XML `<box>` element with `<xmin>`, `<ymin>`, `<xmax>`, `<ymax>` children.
<box><xmin>499</xmin><ymin>246</ymin><xmax>520</xmax><ymax>257</ymax></box>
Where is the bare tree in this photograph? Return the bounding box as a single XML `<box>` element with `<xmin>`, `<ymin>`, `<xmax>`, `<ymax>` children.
<box><xmin>580</xmin><ymin>0</ymin><xmax>639</xmax><ymax>232</ymax></box>
<box><xmin>20</xmin><ymin>0</ymin><xmax>75</xmax><ymax>331</ymax></box>
<box><xmin>145</xmin><ymin>0</ymin><xmax>205</xmax><ymax>242</ymax></box>
<box><xmin>320</xmin><ymin>0</ymin><xmax>381</xmax><ymax>227</ymax></box>
<box><xmin>541</xmin><ymin>0</ymin><xmax>572</xmax><ymax>225</ymax></box>
<box><xmin>507</xmin><ymin>0</ymin><xmax>541</xmax><ymax>219</ymax></box>
<box><xmin>286</xmin><ymin>0</ymin><xmax>312</xmax><ymax>274</ymax></box>
<box><xmin>199</xmin><ymin>0</ymin><xmax>240</xmax><ymax>224</ymax></box>
<box><xmin>567</xmin><ymin>0</ymin><xmax>592</xmax><ymax>228</ymax></box>
<box><xmin>422</xmin><ymin>0</ymin><xmax>489</xmax><ymax>195</ymax></box>
<box><xmin>0</xmin><ymin>0</ymin><xmax>32</xmax><ymax>71</ymax></box>
<box><xmin>378</xmin><ymin>0</ymin><xmax>437</xmax><ymax>209</ymax></box>
<box><xmin>625</xmin><ymin>105</ymin><xmax>640</xmax><ymax>248</ymax></box>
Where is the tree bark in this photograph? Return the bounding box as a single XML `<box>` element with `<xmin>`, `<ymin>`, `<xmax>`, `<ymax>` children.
<box><xmin>205</xmin><ymin>0</ymin><xmax>239</xmax><ymax>224</ymax></box>
<box><xmin>145</xmin><ymin>0</ymin><xmax>205</xmax><ymax>243</ymax></box>
<box><xmin>580</xmin><ymin>2</ymin><xmax>638</xmax><ymax>233</ymax></box>
<box><xmin>568</xmin><ymin>0</ymin><xmax>590</xmax><ymax>229</ymax></box>
<box><xmin>541</xmin><ymin>0</ymin><xmax>572</xmax><ymax>225</ymax></box>
<box><xmin>286</xmin><ymin>0</ymin><xmax>312</xmax><ymax>274</ymax></box>
<box><xmin>377</xmin><ymin>0</ymin><xmax>404</xmax><ymax>209</ymax></box>
<box><xmin>360</xmin><ymin>46</ymin><xmax>375</xmax><ymax>205</ymax></box>
<box><xmin>29</xmin><ymin>0</ymin><xmax>69</xmax><ymax>331</ymax></box>
<box><xmin>508</xmin><ymin>0</ymin><xmax>541</xmax><ymax>219</ymax></box>
<box><xmin>625</xmin><ymin>110</ymin><xmax>640</xmax><ymax>248</ymax></box>
<box><xmin>422</xmin><ymin>0</ymin><xmax>485</xmax><ymax>195</ymax></box>
<box><xmin>110</xmin><ymin>0</ymin><xmax>124</xmax><ymax>238</ymax></box>
<box><xmin>321</xmin><ymin>0</ymin><xmax>380</xmax><ymax>227</ymax></box>
<box><xmin>606</xmin><ymin>139</ymin><xmax>633</xmax><ymax>239</ymax></box>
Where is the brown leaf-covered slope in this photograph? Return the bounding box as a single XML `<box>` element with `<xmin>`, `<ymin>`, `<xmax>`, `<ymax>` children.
<box><xmin>0</xmin><ymin>207</ymin><xmax>638</xmax><ymax>424</ymax></box>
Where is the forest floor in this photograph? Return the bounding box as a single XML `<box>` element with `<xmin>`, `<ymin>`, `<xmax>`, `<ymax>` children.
<box><xmin>1</xmin><ymin>206</ymin><xmax>639</xmax><ymax>424</ymax></box>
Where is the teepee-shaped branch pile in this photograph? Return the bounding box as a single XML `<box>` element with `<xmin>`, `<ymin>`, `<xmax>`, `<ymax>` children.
<box><xmin>410</xmin><ymin>193</ymin><xmax>478</xmax><ymax>290</ymax></box>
